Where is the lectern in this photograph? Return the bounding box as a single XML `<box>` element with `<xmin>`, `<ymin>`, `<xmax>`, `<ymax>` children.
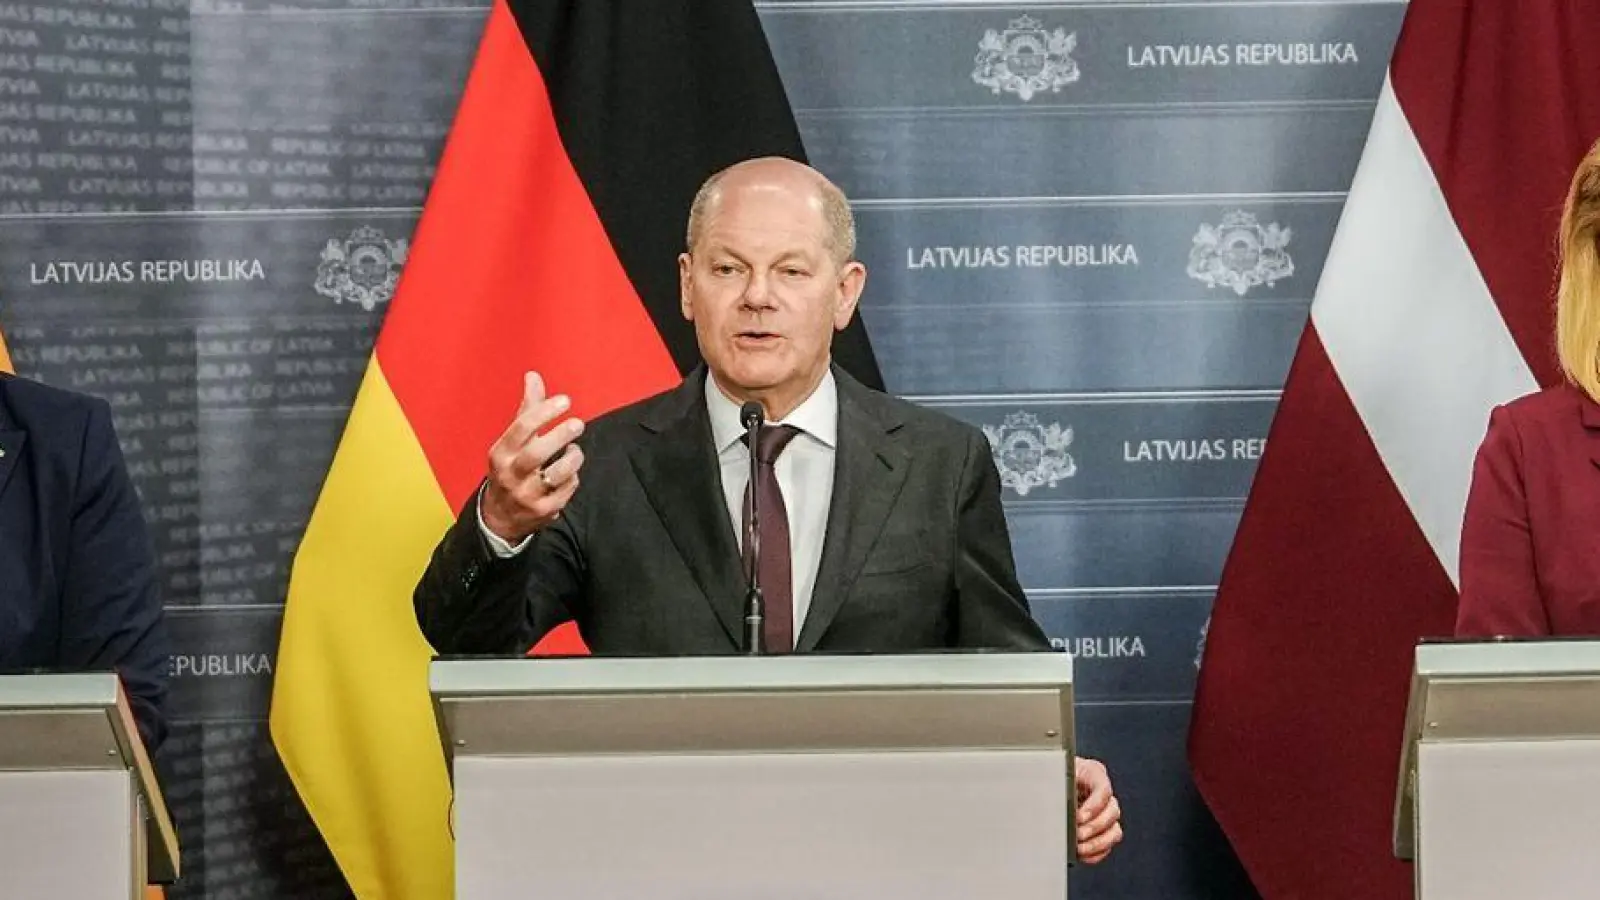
<box><xmin>433</xmin><ymin>652</ymin><xmax>1075</xmax><ymax>899</ymax></box>
<box><xmin>0</xmin><ymin>672</ymin><xmax>179</xmax><ymax>898</ymax></box>
<box><xmin>1395</xmin><ymin>639</ymin><xmax>1600</xmax><ymax>899</ymax></box>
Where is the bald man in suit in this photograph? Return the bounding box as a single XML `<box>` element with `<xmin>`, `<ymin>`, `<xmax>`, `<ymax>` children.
<box><xmin>416</xmin><ymin>157</ymin><xmax>1123</xmax><ymax>863</ymax></box>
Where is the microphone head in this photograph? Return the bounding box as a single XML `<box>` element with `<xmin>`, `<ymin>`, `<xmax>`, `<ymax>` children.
<box><xmin>739</xmin><ymin>401</ymin><xmax>764</xmax><ymax>429</ymax></box>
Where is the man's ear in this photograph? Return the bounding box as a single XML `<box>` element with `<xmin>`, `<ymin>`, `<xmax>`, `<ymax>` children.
<box><xmin>833</xmin><ymin>260</ymin><xmax>866</xmax><ymax>330</ymax></box>
<box><xmin>678</xmin><ymin>253</ymin><xmax>694</xmax><ymax>321</ymax></box>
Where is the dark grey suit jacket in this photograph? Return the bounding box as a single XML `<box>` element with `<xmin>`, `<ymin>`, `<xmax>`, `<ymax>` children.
<box><xmin>414</xmin><ymin>366</ymin><xmax>1049</xmax><ymax>654</ymax></box>
<box><xmin>0</xmin><ymin>374</ymin><xmax>169</xmax><ymax>749</ymax></box>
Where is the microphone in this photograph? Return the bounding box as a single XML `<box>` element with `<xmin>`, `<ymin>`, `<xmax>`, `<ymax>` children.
<box><xmin>740</xmin><ymin>401</ymin><xmax>764</xmax><ymax>655</ymax></box>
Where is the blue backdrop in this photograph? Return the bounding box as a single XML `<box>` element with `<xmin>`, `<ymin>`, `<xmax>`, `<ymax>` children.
<box><xmin>0</xmin><ymin>1</ymin><xmax>1406</xmax><ymax>896</ymax></box>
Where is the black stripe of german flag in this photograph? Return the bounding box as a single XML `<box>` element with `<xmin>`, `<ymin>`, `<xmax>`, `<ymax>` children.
<box><xmin>509</xmin><ymin>0</ymin><xmax>884</xmax><ymax>387</ymax></box>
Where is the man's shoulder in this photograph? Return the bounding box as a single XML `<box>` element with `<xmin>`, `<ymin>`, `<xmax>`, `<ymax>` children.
<box><xmin>0</xmin><ymin>373</ymin><xmax>106</xmax><ymax>438</ymax></box>
<box><xmin>587</xmin><ymin>381</ymin><xmax>684</xmax><ymax>427</ymax></box>
<box><xmin>0</xmin><ymin>375</ymin><xmax>116</xmax><ymax>495</ymax></box>
<box><xmin>573</xmin><ymin>378</ymin><xmax>694</xmax><ymax>455</ymax></box>
<box><xmin>846</xmin><ymin>378</ymin><xmax>983</xmax><ymax>446</ymax></box>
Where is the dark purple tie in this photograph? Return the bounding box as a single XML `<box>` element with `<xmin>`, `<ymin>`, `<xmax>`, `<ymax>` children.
<box><xmin>742</xmin><ymin>425</ymin><xmax>801</xmax><ymax>652</ymax></box>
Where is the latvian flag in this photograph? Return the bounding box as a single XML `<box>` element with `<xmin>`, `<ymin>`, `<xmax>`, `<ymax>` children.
<box><xmin>1191</xmin><ymin>1</ymin><xmax>1600</xmax><ymax>898</ymax></box>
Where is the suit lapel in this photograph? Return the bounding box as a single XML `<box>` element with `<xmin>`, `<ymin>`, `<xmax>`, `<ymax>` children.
<box><xmin>0</xmin><ymin>430</ymin><xmax>21</xmax><ymax>503</ymax></box>
<box><xmin>1581</xmin><ymin>389</ymin><xmax>1600</xmax><ymax>471</ymax></box>
<box><xmin>0</xmin><ymin>380</ymin><xmax>22</xmax><ymax>503</ymax></box>
<box><xmin>796</xmin><ymin>372</ymin><xmax>910</xmax><ymax>651</ymax></box>
<box><xmin>628</xmin><ymin>369</ymin><xmax>747</xmax><ymax>647</ymax></box>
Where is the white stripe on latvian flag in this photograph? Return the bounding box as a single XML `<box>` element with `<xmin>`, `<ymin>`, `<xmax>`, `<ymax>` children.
<box><xmin>1310</xmin><ymin>75</ymin><xmax>1538</xmax><ymax>586</ymax></box>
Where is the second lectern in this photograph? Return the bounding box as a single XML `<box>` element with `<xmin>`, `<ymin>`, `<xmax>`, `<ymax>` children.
<box><xmin>433</xmin><ymin>652</ymin><xmax>1075</xmax><ymax>899</ymax></box>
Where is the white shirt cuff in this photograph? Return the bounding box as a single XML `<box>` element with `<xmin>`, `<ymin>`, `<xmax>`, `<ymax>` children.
<box><xmin>476</xmin><ymin>484</ymin><xmax>534</xmax><ymax>558</ymax></box>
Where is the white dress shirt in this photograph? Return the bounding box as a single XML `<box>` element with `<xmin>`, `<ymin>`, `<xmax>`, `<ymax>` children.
<box><xmin>705</xmin><ymin>370</ymin><xmax>837</xmax><ymax>647</ymax></box>
<box><xmin>477</xmin><ymin>371</ymin><xmax>839</xmax><ymax>648</ymax></box>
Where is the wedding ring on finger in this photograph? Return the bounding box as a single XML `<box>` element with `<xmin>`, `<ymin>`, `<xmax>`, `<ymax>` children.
<box><xmin>538</xmin><ymin>467</ymin><xmax>557</xmax><ymax>491</ymax></box>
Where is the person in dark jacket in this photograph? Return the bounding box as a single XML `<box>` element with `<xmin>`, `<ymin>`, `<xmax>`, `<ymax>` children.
<box><xmin>0</xmin><ymin>371</ymin><xmax>169</xmax><ymax>750</ymax></box>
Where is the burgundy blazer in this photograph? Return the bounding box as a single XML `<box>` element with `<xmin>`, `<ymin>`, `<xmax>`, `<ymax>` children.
<box><xmin>1457</xmin><ymin>383</ymin><xmax>1600</xmax><ymax>636</ymax></box>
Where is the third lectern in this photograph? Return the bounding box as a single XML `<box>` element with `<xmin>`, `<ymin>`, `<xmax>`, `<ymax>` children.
<box><xmin>1395</xmin><ymin>639</ymin><xmax>1600</xmax><ymax>899</ymax></box>
<box><xmin>433</xmin><ymin>652</ymin><xmax>1076</xmax><ymax>899</ymax></box>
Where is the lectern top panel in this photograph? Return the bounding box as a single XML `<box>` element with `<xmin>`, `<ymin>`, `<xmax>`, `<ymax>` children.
<box><xmin>1415</xmin><ymin>639</ymin><xmax>1600</xmax><ymax>679</ymax></box>
<box><xmin>1395</xmin><ymin>639</ymin><xmax>1600</xmax><ymax>862</ymax></box>
<box><xmin>430</xmin><ymin>652</ymin><xmax>1073</xmax><ymax>698</ymax></box>
<box><xmin>1407</xmin><ymin>639</ymin><xmax>1600</xmax><ymax>742</ymax></box>
<box><xmin>431</xmin><ymin>653</ymin><xmax>1076</xmax><ymax>760</ymax></box>
<box><xmin>0</xmin><ymin>672</ymin><xmax>125</xmax><ymax>772</ymax></box>
<box><xmin>0</xmin><ymin>671</ymin><xmax>181</xmax><ymax>883</ymax></box>
<box><xmin>0</xmin><ymin>672</ymin><xmax>120</xmax><ymax>710</ymax></box>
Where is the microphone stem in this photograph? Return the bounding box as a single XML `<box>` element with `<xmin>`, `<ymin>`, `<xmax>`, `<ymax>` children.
<box><xmin>744</xmin><ymin>414</ymin><xmax>764</xmax><ymax>655</ymax></box>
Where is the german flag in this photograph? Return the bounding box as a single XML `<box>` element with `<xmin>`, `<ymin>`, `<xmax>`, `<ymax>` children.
<box><xmin>268</xmin><ymin>2</ymin><xmax>881</xmax><ymax>897</ymax></box>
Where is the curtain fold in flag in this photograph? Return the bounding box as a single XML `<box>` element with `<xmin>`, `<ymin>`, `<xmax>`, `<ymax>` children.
<box><xmin>269</xmin><ymin>2</ymin><xmax>881</xmax><ymax>896</ymax></box>
<box><xmin>1189</xmin><ymin>1</ymin><xmax>1600</xmax><ymax>897</ymax></box>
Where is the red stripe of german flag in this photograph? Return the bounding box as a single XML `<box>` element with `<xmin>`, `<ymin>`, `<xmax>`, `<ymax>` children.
<box><xmin>270</xmin><ymin>2</ymin><xmax>880</xmax><ymax>897</ymax></box>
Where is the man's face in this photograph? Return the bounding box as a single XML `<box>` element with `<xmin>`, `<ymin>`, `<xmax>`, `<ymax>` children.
<box><xmin>678</xmin><ymin>175</ymin><xmax>864</xmax><ymax>409</ymax></box>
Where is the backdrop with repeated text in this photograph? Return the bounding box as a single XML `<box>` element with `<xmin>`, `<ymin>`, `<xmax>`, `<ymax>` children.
<box><xmin>0</xmin><ymin>1</ymin><xmax>1404</xmax><ymax>895</ymax></box>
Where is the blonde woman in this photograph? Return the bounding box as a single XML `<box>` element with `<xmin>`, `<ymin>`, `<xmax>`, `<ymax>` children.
<box><xmin>1457</xmin><ymin>139</ymin><xmax>1600</xmax><ymax>636</ymax></box>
